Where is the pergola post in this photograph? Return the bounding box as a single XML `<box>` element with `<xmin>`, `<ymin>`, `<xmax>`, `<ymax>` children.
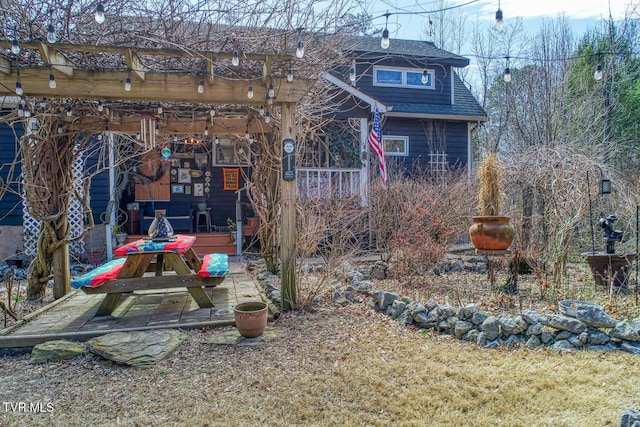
<box><xmin>280</xmin><ymin>102</ymin><xmax>297</xmax><ymax>311</ymax></box>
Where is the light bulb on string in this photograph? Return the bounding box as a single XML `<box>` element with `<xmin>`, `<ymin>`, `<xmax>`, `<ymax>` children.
<box><xmin>594</xmin><ymin>64</ymin><xmax>603</xmax><ymax>81</ymax></box>
<box><xmin>296</xmin><ymin>39</ymin><xmax>304</xmax><ymax>59</ymax></box>
<box><xmin>381</xmin><ymin>13</ymin><xmax>390</xmax><ymax>49</ymax></box>
<box><xmin>349</xmin><ymin>66</ymin><xmax>356</xmax><ymax>83</ymax></box>
<box><xmin>66</xmin><ymin>105</ymin><xmax>72</xmax><ymax>116</ymax></box>
<box><xmin>24</xmin><ymin>108</ymin><xmax>31</xmax><ymax>118</ymax></box>
<box><xmin>198</xmin><ymin>79</ymin><xmax>205</xmax><ymax>94</ymax></box>
<box><xmin>265</xmin><ymin>110</ymin><xmax>271</xmax><ymax>124</ymax></box>
<box><xmin>495</xmin><ymin>1</ymin><xmax>504</xmax><ymax>32</ymax></box>
<box><xmin>157</xmin><ymin>106</ymin><xmax>163</xmax><ymax>114</ymax></box>
<box><xmin>57</xmin><ymin>125</ymin><xmax>63</xmax><ymax>134</ymax></box>
<box><xmin>259</xmin><ymin>105</ymin><xmax>265</xmax><ymax>116</ymax></box>
<box><xmin>97</xmin><ymin>101</ymin><xmax>104</xmax><ymax>112</ymax></box>
<box><xmin>503</xmin><ymin>67</ymin><xmax>511</xmax><ymax>83</ymax></box>
<box><xmin>421</xmin><ymin>68</ymin><xmax>429</xmax><ymax>84</ymax></box>
<box><xmin>15</xmin><ymin>71</ymin><xmax>23</xmax><ymax>96</ymax></box>
<box><xmin>287</xmin><ymin>64</ymin><xmax>294</xmax><ymax>83</ymax></box>
<box><xmin>49</xmin><ymin>71</ymin><xmax>56</xmax><ymax>89</ymax></box>
<box><xmin>204</xmin><ymin>125</ymin><xmax>209</xmax><ymax>136</ymax></box>
<box><xmin>95</xmin><ymin>2</ymin><xmax>105</xmax><ymax>24</ymax></box>
<box><xmin>11</xmin><ymin>38</ymin><xmax>20</xmax><ymax>55</ymax></box>
<box><xmin>215</xmin><ymin>136</ymin><xmax>219</xmax><ymax>145</ymax></box>
<box><xmin>232</xmin><ymin>50</ymin><xmax>239</xmax><ymax>67</ymax></box>
<box><xmin>40</xmin><ymin>98</ymin><xmax>47</xmax><ymax>109</ymax></box>
<box><xmin>247</xmin><ymin>83</ymin><xmax>254</xmax><ymax>99</ymax></box>
<box><xmin>125</xmin><ymin>72</ymin><xmax>132</xmax><ymax>91</ymax></box>
<box><xmin>47</xmin><ymin>23</ymin><xmax>57</xmax><ymax>43</ymax></box>
<box><xmin>268</xmin><ymin>80</ymin><xmax>275</xmax><ymax>98</ymax></box>
<box><xmin>210</xmin><ymin>108</ymin><xmax>216</xmax><ymax>117</ymax></box>
<box><xmin>17</xmin><ymin>102</ymin><xmax>24</xmax><ymax>117</ymax></box>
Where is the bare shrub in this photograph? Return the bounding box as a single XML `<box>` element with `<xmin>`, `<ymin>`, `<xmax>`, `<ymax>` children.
<box><xmin>369</xmin><ymin>167</ymin><xmax>474</xmax><ymax>278</ymax></box>
<box><xmin>295</xmin><ymin>194</ymin><xmax>368</xmax><ymax>311</ymax></box>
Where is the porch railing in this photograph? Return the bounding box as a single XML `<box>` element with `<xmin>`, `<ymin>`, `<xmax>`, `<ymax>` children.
<box><xmin>297</xmin><ymin>168</ymin><xmax>362</xmax><ymax>200</ymax></box>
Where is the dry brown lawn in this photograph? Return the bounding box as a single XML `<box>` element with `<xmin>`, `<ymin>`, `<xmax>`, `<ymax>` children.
<box><xmin>1</xmin><ymin>301</ymin><xmax>639</xmax><ymax>427</ymax></box>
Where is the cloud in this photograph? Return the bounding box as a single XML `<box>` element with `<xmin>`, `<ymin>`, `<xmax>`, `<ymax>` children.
<box><xmin>474</xmin><ymin>0</ymin><xmax>631</xmax><ymax>20</ymax></box>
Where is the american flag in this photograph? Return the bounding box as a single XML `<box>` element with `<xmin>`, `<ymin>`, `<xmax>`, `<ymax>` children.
<box><xmin>367</xmin><ymin>107</ymin><xmax>387</xmax><ymax>188</ymax></box>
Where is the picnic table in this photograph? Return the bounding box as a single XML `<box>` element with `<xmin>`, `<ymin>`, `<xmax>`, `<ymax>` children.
<box><xmin>72</xmin><ymin>235</ymin><xmax>228</xmax><ymax>316</ymax></box>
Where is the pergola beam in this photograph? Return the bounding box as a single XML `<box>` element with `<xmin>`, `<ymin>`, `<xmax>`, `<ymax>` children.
<box><xmin>38</xmin><ymin>43</ymin><xmax>74</xmax><ymax>77</ymax></box>
<box><xmin>69</xmin><ymin>115</ymin><xmax>269</xmax><ymax>134</ymax></box>
<box><xmin>0</xmin><ymin>68</ymin><xmax>314</xmax><ymax>105</ymax></box>
<box><xmin>125</xmin><ymin>49</ymin><xmax>147</xmax><ymax>80</ymax></box>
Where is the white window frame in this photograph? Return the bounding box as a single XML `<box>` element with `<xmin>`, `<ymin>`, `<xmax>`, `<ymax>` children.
<box><xmin>373</xmin><ymin>66</ymin><xmax>435</xmax><ymax>90</ymax></box>
<box><xmin>382</xmin><ymin>136</ymin><xmax>409</xmax><ymax>156</ymax></box>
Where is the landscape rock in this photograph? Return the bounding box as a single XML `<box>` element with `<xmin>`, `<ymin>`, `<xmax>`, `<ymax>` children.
<box><xmin>610</xmin><ymin>319</ymin><xmax>640</xmax><ymax>342</ymax></box>
<box><xmin>620</xmin><ymin>341</ymin><xmax>640</xmax><ymax>356</ymax></box>
<box><xmin>576</xmin><ymin>305</ymin><xmax>617</xmax><ymax>329</ymax></box>
<box><xmin>87</xmin><ymin>329</ymin><xmax>187</xmax><ymax>367</ymax></box>
<box><xmin>29</xmin><ymin>340</ymin><xmax>85</xmax><ymax>364</ymax></box>
<box><xmin>619</xmin><ymin>408</ymin><xmax>640</xmax><ymax>427</ymax></box>
<box><xmin>542</xmin><ymin>314</ymin><xmax>587</xmax><ymax>334</ymax></box>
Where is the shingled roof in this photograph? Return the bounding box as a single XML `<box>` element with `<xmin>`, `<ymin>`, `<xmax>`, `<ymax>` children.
<box><xmin>346</xmin><ymin>36</ymin><xmax>469</xmax><ymax>67</ymax></box>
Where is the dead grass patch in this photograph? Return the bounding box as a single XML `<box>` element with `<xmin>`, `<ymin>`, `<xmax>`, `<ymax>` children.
<box><xmin>1</xmin><ymin>304</ymin><xmax>639</xmax><ymax>426</ymax></box>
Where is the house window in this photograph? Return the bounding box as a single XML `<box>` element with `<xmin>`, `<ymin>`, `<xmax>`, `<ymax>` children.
<box><xmin>214</xmin><ymin>136</ymin><xmax>250</xmax><ymax>166</ymax></box>
<box><xmin>373</xmin><ymin>66</ymin><xmax>435</xmax><ymax>89</ymax></box>
<box><xmin>383</xmin><ymin>136</ymin><xmax>408</xmax><ymax>156</ymax></box>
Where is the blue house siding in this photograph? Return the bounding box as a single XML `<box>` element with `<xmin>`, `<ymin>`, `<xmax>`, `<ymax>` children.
<box><xmin>381</xmin><ymin>117</ymin><xmax>468</xmax><ymax>170</ymax></box>
<box><xmin>0</xmin><ymin>121</ymin><xmax>24</xmax><ymax>226</ymax></box>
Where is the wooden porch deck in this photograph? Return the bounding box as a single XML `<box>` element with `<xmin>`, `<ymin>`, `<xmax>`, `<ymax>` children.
<box><xmin>0</xmin><ymin>258</ymin><xmax>272</xmax><ymax>349</ymax></box>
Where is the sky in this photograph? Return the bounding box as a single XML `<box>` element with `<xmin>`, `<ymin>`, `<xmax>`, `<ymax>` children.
<box><xmin>366</xmin><ymin>0</ymin><xmax>634</xmax><ymax>42</ymax></box>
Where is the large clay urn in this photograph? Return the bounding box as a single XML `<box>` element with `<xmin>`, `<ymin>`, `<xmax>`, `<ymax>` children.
<box><xmin>234</xmin><ymin>301</ymin><xmax>268</xmax><ymax>338</ymax></box>
<box><xmin>469</xmin><ymin>216</ymin><xmax>514</xmax><ymax>251</ymax></box>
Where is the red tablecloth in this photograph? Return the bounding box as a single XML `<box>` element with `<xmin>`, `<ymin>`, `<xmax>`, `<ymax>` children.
<box><xmin>114</xmin><ymin>234</ymin><xmax>196</xmax><ymax>256</ymax></box>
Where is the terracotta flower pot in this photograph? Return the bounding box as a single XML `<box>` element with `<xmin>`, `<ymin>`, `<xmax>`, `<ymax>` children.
<box><xmin>234</xmin><ymin>301</ymin><xmax>268</xmax><ymax>338</ymax></box>
<box><xmin>469</xmin><ymin>216</ymin><xmax>514</xmax><ymax>251</ymax></box>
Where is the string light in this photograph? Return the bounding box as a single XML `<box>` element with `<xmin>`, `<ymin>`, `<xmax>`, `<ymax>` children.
<box><xmin>268</xmin><ymin>79</ymin><xmax>275</xmax><ymax>98</ymax></box>
<box><xmin>215</xmin><ymin>136</ymin><xmax>219</xmax><ymax>145</ymax></box>
<box><xmin>57</xmin><ymin>125</ymin><xmax>64</xmax><ymax>134</ymax></box>
<box><xmin>594</xmin><ymin>64</ymin><xmax>603</xmax><ymax>81</ymax></box>
<box><xmin>97</xmin><ymin>100</ymin><xmax>104</xmax><ymax>112</ymax></box>
<box><xmin>287</xmin><ymin>63</ymin><xmax>294</xmax><ymax>82</ymax></box>
<box><xmin>265</xmin><ymin>110</ymin><xmax>271</xmax><ymax>124</ymax></box>
<box><xmin>210</xmin><ymin>108</ymin><xmax>216</xmax><ymax>117</ymax></box>
<box><xmin>48</xmin><ymin>70</ymin><xmax>56</xmax><ymax>89</ymax></box>
<box><xmin>296</xmin><ymin>29</ymin><xmax>305</xmax><ymax>59</ymax></box>
<box><xmin>17</xmin><ymin>102</ymin><xmax>24</xmax><ymax>117</ymax></box>
<box><xmin>259</xmin><ymin>105</ymin><xmax>265</xmax><ymax>116</ymax></box>
<box><xmin>349</xmin><ymin>61</ymin><xmax>356</xmax><ymax>83</ymax></box>
<box><xmin>15</xmin><ymin>70</ymin><xmax>23</xmax><ymax>96</ymax></box>
<box><xmin>247</xmin><ymin>82</ymin><xmax>254</xmax><ymax>99</ymax></box>
<box><xmin>66</xmin><ymin>105</ymin><xmax>73</xmax><ymax>116</ymax></box>
<box><xmin>232</xmin><ymin>49</ymin><xmax>240</xmax><ymax>67</ymax></box>
<box><xmin>198</xmin><ymin>78</ymin><xmax>205</xmax><ymax>94</ymax></box>
<box><xmin>495</xmin><ymin>1</ymin><xmax>504</xmax><ymax>32</ymax></box>
<box><xmin>47</xmin><ymin>22</ymin><xmax>57</xmax><ymax>44</ymax></box>
<box><xmin>95</xmin><ymin>2</ymin><xmax>105</xmax><ymax>24</ymax></box>
<box><xmin>204</xmin><ymin>125</ymin><xmax>209</xmax><ymax>136</ymax></box>
<box><xmin>381</xmin><ymin>13</ymin><xmax>390</xmax><ymax>49</ymax></box>
<box><xmin>125</xmin><ymin>71</ymin><xmax>132</xmax><ymax>91</ymax></box>
<box><xmin>11</xmin><ymin>37</ymin><xmax>20</xmax><ymax>55</ymax></box>
<box><xmin>503</xmin><ymin>67</ymin><xmax>511</xmax><ymax>83</ymax></box>
<box><xmin>158</xmin><ymin>105</ymin><xmax>163</xmax><ymax>114</ymax></box>
<box><xmin>421</xmin><ymin>68</ymin><xmax>428</xmax><ymax>84</ymax></box>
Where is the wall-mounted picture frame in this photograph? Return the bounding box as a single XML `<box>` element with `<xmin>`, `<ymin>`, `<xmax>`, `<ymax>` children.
<box><xmin>171</xmin><ymin>184</ymin><xmax>184</xmax><ymax>194</ymax></box>
<box><xmin>183</xmin><ymin>161</ymin><xmax>191</xmax><ymax>168</ymax></box>
<box><xmin>178</xmin><ymin>168</ymin><xmax>191</xmax><ymax>183</ymax></box>
<box><xmin>185</xmin><ymin>185</ymin><xmax>192</xmax><ymax>195</ymax></box>
<box><xmin>194</xmin><ymin>183</ymin><xmax>204</xmax><ymax>197</ymax></box>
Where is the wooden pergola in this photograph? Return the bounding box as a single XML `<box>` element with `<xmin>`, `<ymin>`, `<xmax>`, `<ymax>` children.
<box><xmin>0</xmin><ymin>39</ymin><xmax>312</xmax><ymax>310</ymax></box>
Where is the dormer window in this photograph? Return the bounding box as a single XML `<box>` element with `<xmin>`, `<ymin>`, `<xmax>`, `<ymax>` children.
<box><xmin>373</xmin><ymin>66</ymin><xmax>435</xmax><ymax>89</ymax></box>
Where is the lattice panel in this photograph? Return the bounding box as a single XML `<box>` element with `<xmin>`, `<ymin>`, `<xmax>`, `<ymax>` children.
<box><xmin>69</xmin><ymin>146</ymin><xmax>85</xmax><ymax>256</ymax></box>
<box><xmin>22</xmin><ymin>144</ymin><xmax>87</xmax><ymax>256</ymax></box>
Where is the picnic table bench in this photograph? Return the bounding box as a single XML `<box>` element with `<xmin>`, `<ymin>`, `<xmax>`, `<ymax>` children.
<box><xmin>71</xmin><ymin>235</ymin><xmax>228</xmax><ymax>316</ymax></box>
